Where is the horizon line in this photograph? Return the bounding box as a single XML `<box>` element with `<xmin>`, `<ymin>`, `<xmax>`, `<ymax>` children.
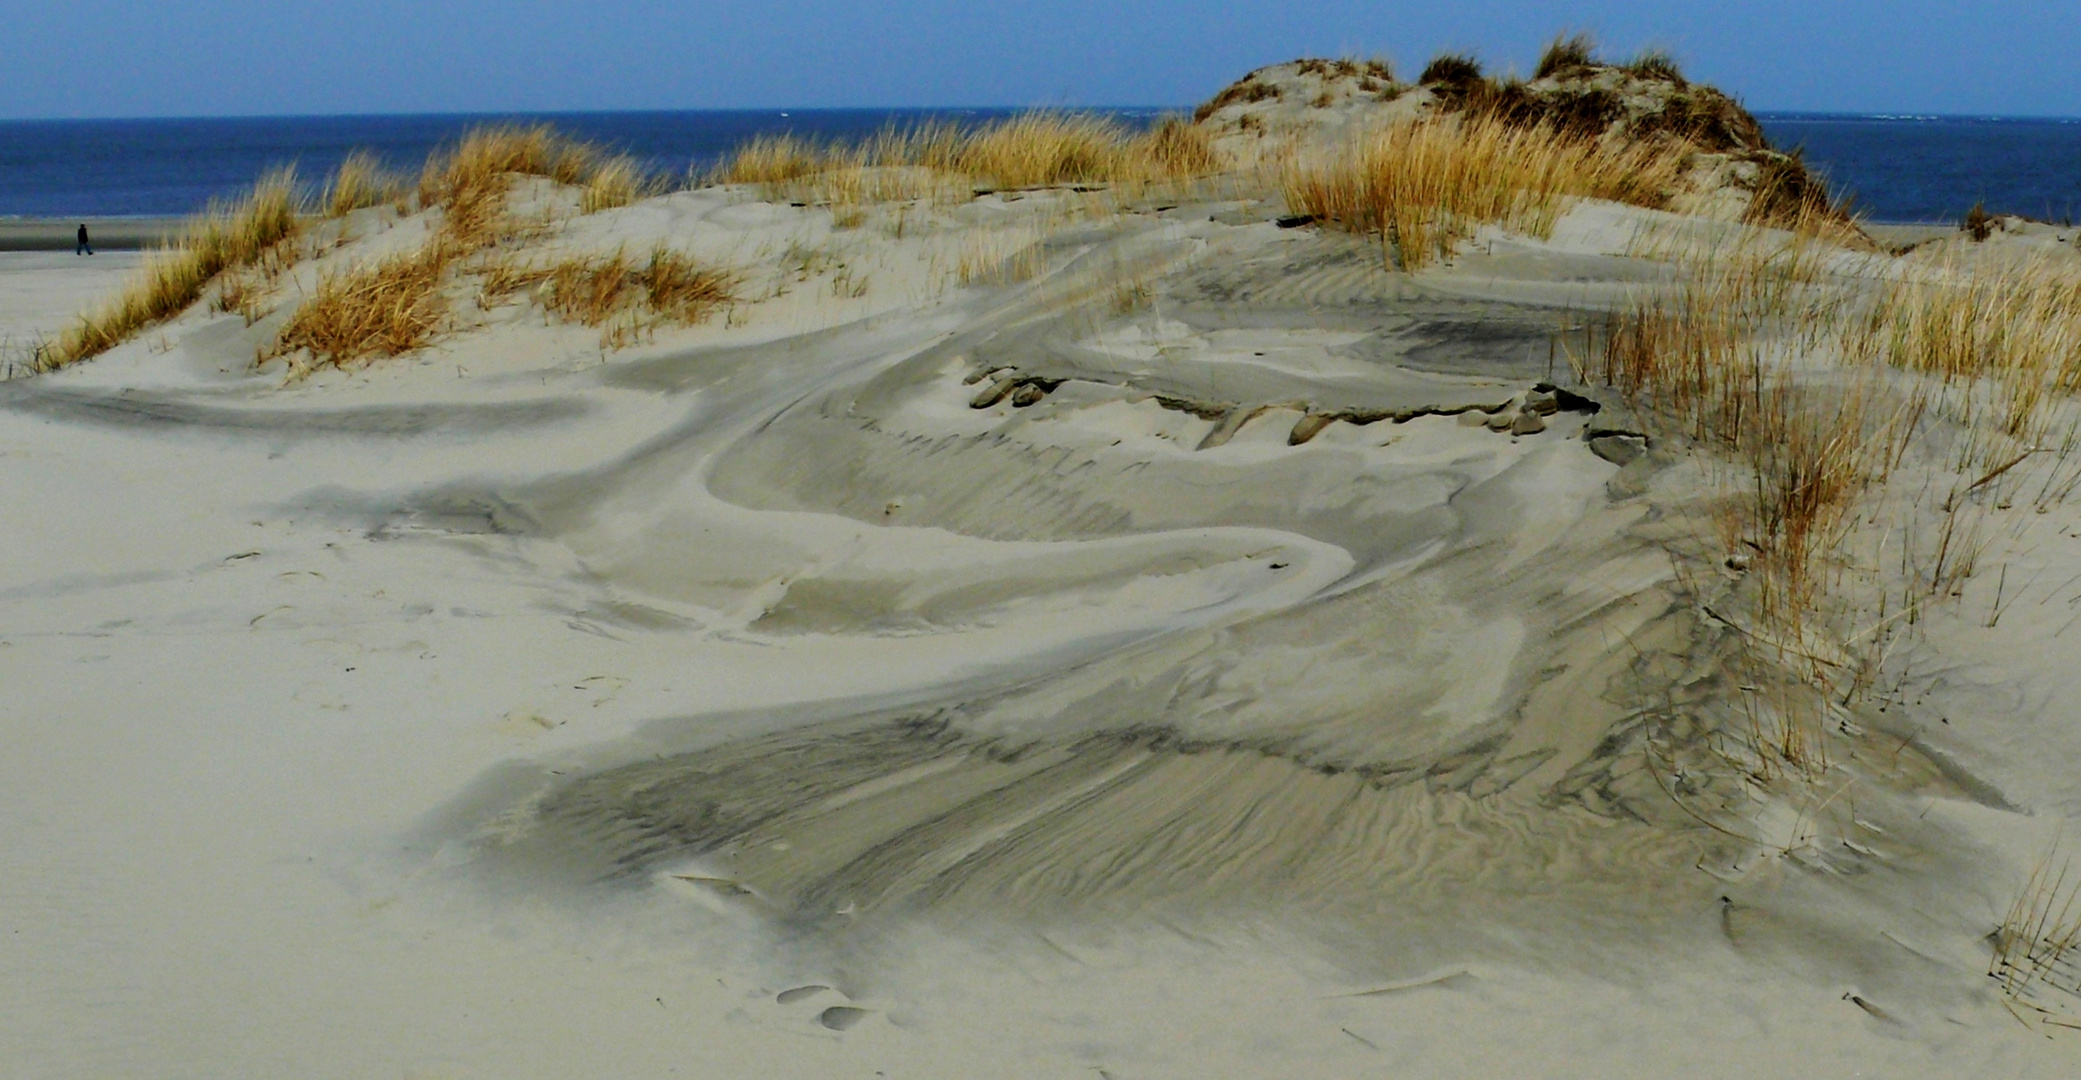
<box><xmin>4</xmin><ymin>106</ymin><xmax>2081</xmax><ymax>125</ymax></box>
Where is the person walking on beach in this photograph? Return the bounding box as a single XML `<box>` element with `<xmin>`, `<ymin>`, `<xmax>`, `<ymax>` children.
<box><xmin>75</xmin><ymin>224</ymin><xmax>91</xmax><ymax>256</ymax></box>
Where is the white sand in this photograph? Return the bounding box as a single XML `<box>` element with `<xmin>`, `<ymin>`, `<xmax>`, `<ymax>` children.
<box><xmin>5</xmin><ymin>174</ymin><xmax>2081</xmax><ymax>1079</ymax></box>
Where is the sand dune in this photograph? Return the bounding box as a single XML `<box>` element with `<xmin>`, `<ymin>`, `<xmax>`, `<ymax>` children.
<box><xmin>8</xmin><ymin>65</ymin><xmax>2081</xmax><ymax>1077</ymax></box>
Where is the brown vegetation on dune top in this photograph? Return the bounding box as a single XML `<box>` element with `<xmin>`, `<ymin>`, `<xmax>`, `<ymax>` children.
<box><xmin>33</xmin><ymin>124</ymin><xmax>667</xmax><ymax>374</ymax></box>
<box><xmin>265</xmin><ymin>125</ymin><xmax>675</xmax><ymax>370</ymax></box>
<box><xmin>712</xmin><ymin>111</ymin><xmax>1223</xmax><ymax>210</ymax></box>
<box><xmin>1193</xmin><ymin>75</ymin><xmax>1284</xmax><ymax>123</ymax></box>
<box><xmin>1417</xmin><ymin>53</ymin><xmax>1485</xmax><ymax>90</ymax></box>
<box><xmin>1533</xmin><ymin>32</ymin><xmax>1598</xmax><ymax>80</ymax></box>
<box><xmin>1625</xmin><ymin>49</ymin><xmax>1687</xmax><ymax>85</ymax></box>
<box><xmin>1431</xmin><ymin>49</ymin><xmax>1763</xmax><ymax>155</ymax></box>
<box><xmin>1282</xmin><ymin>109</ymin><xmax>1691</xmax><ymax>269</ymax></box>
<box><xmin>323</xmin><ymin>151</ymin><xmax>404</xmax><ymax>218</ymax></box>
<box><xmin>580</xmin><ymin>154</ymin><xmax>666</xmax><ymax>213</ymax></box>
<box><xmin>1391</xmin><ymin>35</ymin><xmax>1854</xmax><ymax>236</ymax></box>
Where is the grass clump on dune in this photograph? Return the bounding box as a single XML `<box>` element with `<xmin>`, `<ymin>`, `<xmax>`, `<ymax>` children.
<box><xmin>1853</xmin><ymin>254</ymin><xmax>2081</xmax><ymax>428</ymax></box>
<box><xmin>579</xmin><ymin>154</ymin><xmax>665</xmax><ymax>213</ymax></box>
<box><xmin>38</xmin><ymin>125</ymin><xmax>664</xmax><ymax>374</ymax></box>
<box><xmin>268</xmin><ymin>244</ymin><xmax>452</xmax><ymax>369</ymax></box>
<box><xmin>419</xmin><ymin>124</ymin><xmax>660</xmax><ymax>245</ymax></box>
<box><xmin>953</xmin><ymin>112</ymin><xmax>1135</xmax><ymax>187</ymax></box>
<box><xmin>1533</xmin><ymin>32</ymin><xmax>1598</xmax><ymax>79</ymax></box>
<box><xmin>711</xmin><ymin>111</ymin><xmax>1223</xmax><ymax>212</ymax></box>
<box><xmin>323</xmin><ymin>151</ymin><xmax>405</xmax><ymax>218</ymax></box>
<box><xmin>485</xmin><ymin>245</ymin><xmax>737</xmax><ymax>347</ymax></box>
<box><xmin>1281</xmin><ymin>110</ymin><xmax>1691</xmax><ymax>269</ymax></box>
<box><xmin>262</xmin><ymin>126</ymin><xmax>679</xmax><ymax>370</ymax></box>
<box><xmin>38</xmin><ymin>168</ymin><xmax>302</xmax><ymax>370</ymax></box>
<box><xmin>1595</xmin><ymin>247</ymin><xmax>1908</xmax><ymax>636</ymax></box>
<box><xmin>1417</xmin><ymin>53</ymin><xmax>1485</xmax><ymax>88</ymax></box>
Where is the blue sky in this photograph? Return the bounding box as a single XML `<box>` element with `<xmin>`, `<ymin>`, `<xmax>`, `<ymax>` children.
<box><xmin>4</xmin><ymin>1</ymin><xmax>2078</xmax><ymax>119</ymax></box>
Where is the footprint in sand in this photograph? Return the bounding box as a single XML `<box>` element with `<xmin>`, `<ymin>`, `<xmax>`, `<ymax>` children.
<box><xmin>817</xmin><ymin>1005</ymin><xmax>868</xmax><ymax>1031</ymax></box>
<box><xmin>775</xmin><ymin>984</ymin><xmax>828</xmax><ymax>1005</ymax></box>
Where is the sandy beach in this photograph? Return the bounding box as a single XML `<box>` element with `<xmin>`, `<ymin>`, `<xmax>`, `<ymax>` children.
<box><xmin>7</xmin><ymin>54</ymin><xmax>2081</xmax><ymax>1078</ymax></box>
<box><xmin>0</xmin><ymin>218</ymin><xmax>185</xmax><ymax>252</ymax></box>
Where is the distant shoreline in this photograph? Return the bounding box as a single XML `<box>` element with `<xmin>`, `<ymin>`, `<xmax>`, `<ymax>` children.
<box><xmin>0</xmin><ymin>218</ymin><xmax>183</xmax><ymax>251</ymax></box>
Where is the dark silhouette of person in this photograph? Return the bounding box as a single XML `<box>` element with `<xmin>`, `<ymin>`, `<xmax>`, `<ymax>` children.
<box><xmin>76</xmin><ymin>224</ymin><xmax>91</xmax><ymax>256</ymax></box>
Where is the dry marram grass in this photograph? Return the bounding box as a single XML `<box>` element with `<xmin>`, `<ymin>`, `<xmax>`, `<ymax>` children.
<box><xmin>1992</xmin><ymin>844</ymin><xmax>2081</xmax><ymax>1021</ymax></box>
<box><xmin>1283</xmin><ymin>111</ymin><xmax>1691</xmax><ymax>269</ymax></box>
<box><xmin>1850</xmin><ymin>253</ymin><xmax>2081</xmax><ymax>446</ymax></box>
<box><xmin>324</xmin><ymin>151</ymin><xmax>404</xmax><ymax>218</ymax></box>
<box><xmin>38</xmin><ymin>168</ymin><xmax>302</xmax><ymax>369</ymax></box>
<box><xmin>1590</xmin><ymin>234</ymin><xmax>1911</xmax><ymax>648</ymax></box>
<box><xmin>712</xmin><ymin>112</ymin><xmax>1224</xmax><ymax>212</ymax></box>
<box><xmin>269</xmin><ymin>245</ymin><xmax>452</xmax><ymax>369</ymax></box>
<box><xmin>486</xmin><ymin>245</ymin><xmax>736</xmax><ymax>346</ymax></box>
<box><xmin>580</xmin><ymin>155</ymin><xmax>662</xmax><ymax>213</ymax></box>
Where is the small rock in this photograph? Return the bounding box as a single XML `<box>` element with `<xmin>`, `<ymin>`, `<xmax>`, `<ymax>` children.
<box><xmin>1587</xmin><ymin>433</ymin><xmax>1648</xmax><ymax>466</ymax></box>
<box><xmin>1457</xmin><ymin>409</ymin><xmax>1488</xmax><ymax>427</ymax></box>
<box><xmin>1524</xmin><ymin>391</ymin><xmax>1560</xmax><ymax>416</ymax></box>
<box><xmin>1509</xmin><ymin>411</ymin><xmax>1548</xmax><ymax>436</ymax></box>
<box><xmin>970</xmin><ymin>378</ymin><xmax>1018</xmax><ymax>409</ymax></box>
<box><xmin>1485</xmin><ymin>409</ymin><xmax>1517</xmax><ymax>432</ymax></box>
<box><xmin>1010</xmin><ymin>383</ymin><xmax>1046</xmax><ymax>407</ymax></box>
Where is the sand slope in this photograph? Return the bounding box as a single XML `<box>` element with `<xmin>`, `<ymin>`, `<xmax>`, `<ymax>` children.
<box><xmin>5</xmin><ymin>173</ymin><xmax>2081</xmax><ymax>1078</ymax></box>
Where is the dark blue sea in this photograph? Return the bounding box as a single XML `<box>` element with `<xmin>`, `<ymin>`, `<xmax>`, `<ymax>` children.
<box><xmin>1</xmin><ymin>109</ymin><xmax>2076</xmax><ymax>224</ymax></box>
<box><xmin>1759</xmin><ymin>114</ymin><xmax>2081</xmax><ymax>224</ymax></box>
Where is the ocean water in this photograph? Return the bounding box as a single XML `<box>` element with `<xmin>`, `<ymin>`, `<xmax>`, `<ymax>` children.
<box><xmin>1</xmin><ymin>109</ymin><xmax>2075</xmax><ymax>224</ymax></box>
<box><xmin>1757</xmin><ymin>114</ymin><xmax>2081</xmax><ymax>224</ymax></box>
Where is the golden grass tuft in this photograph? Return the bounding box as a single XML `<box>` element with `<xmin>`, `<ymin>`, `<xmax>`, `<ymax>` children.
<box><xmin>710</xmin><ymin>112</ymin><xmax>1225</xmax><ymax>213</ymax></box>
<box><xmin>712</xmin><ymin>134</ymin><xmax>826</xmax><ymax>187</ymax></box>
<box><xmin>580</xmin><ymin>154</ymin><xmax>663</xmax><ymax>213</ymax></box>
<box><xmin>39</xmin><ymin>167</ymin><xmax>303</xmax><ymax>369</ymax></box>
<box><xmin>418</xmin><ymin>124</ymin><xmax>642</xmax><ymax>244</ymax></box>
<box><xmin>955</xmin><ymin>112</ymin><xmax>1130</xmax><ymax>187</ymax></box>
<box><xmin>324</xmin><ymin>151</ymin><xmax>404</xmax><ymax>218</ymax></box>
<box><xmin>1852</xmin><ymin>253</ymin><xmax>2081</xmax><ymax>434</ymax></box>
<box><xmin>486</xmin><ymin>245</ymin><xmax>736</xmax><ymax>346</ymax></box>
<box><xmin>1282</xmin><ymin>111</ymin><xmax>1692</xmax><ymax>269</ymax></box>
<box><xmin>1139</xmin><ymin>117</ymin><xmax>1220</xmax><ymax>176</ymax></box>
<box><xmin>419</xmin><ymin>124</ymin><xmax>604</xmax><ymax>205</ymax></box>
<box><xmin>268</xmin><ymin>244</ymin><xmax>452</xmax><ymax>369</ymax></box>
